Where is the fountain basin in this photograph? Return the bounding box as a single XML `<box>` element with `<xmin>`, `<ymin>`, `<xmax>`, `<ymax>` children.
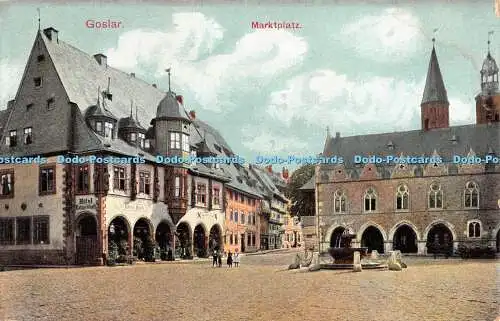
<box><xmin>328</xmin><ymin>247</ymin><xmax>369</xmax><ymax>264</ymax></box>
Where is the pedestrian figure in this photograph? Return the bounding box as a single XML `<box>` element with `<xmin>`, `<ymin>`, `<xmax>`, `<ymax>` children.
<box><xmin>212</xmin><ymin>249</ymin><xmax>218</xmax><ymax>267</ymax></box>
<box><xmin>234</xmin><ymin>252</ymin><xmax>240</xmax><ymax>267</ymax></box>
<box><xmin>217</xmin><ymin>251</ymin><xmax>222</xmax><ymax>267</ymax></box>
<box><xmin>227</xmin><ymin>251</ymin><xmax>233</xmax><ymax>268</ymax></box>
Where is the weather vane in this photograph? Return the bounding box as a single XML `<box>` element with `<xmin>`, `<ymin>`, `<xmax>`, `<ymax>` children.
<box><xmin>166</xmin><ymin>68</ymin><xmax>171</xmax><ymax>92</ymax></box>
<box><xmin>488</xmin><ymin>31</ymin><xmax>494</xmax><ymax>53</ymax></box>
<box><xmin>37</xmin><ymin>8</ymin><xmax>40</xmax><ymax>30</ymax></box>
<box><xmin>432</xmin><ymin>28</ymin><xmax>438</xmax><ymax>45</ymax></box>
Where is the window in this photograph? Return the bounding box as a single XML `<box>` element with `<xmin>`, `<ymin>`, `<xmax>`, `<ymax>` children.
<box><xmin>26</xmin><ymin>103</ymin><xmax>34</xmax><ymax>111</ymax></box>
<box><xmin>144</xmin><ymin>139</ymin><xmax>150</xmax><ymax>149</ymax></box>
<box><xmin>95</xmin><ymin>121</ymin><xmax>102</xmax><ymax>134</ymax></box>
<box><xmin>239</xmin><ymin>193</ymin><xmax>243</xmax><ymax>202</ymax></box>
<box><xmin>37</xmin><ymin>54</ymin><xmax>45</xmax><ymax>62</ymax></box>
<box><xmin>182</xmin><ymin>133</ymin><xmax>190</xmax><ymax>152</ymax></box>
<box><xmin>113</xmin><ymin>167</ymin><xmax>126</xmax><ymax>191</ymax></box>
<box><xmin>16</xmin><ymin>217</ymin><xmax>31</xmax><ymax>244</ymax></box>
<box><xmin>104</xmin><ymin>122</ymin><xmax>113</xmax><ymax>138</ymax></box>
<box><xmin>334</xmin><ymin>190</ymin><xmax>346</xmax><ymax>213</ymax></box>
<box><xmin>34</xmin><ymin>77</ymin><xmax>42</xmax><ymax>87</ymax></box>
<box><xmin>364</xmin><ymin>188</ymin><xmax>377</xmax><ymax>212</ymax></box>
<box><xmin>170</xmin><ymin>132</ymin><xmax>180</xmax><ymax>149</ymax></box>
<box><xmin>39</xmin><ymin>166</ymin><xmax>56</xmax><ymax>194</ymax></box>
<box><xmin>33</xmin><ymin>216</ymin><xmax>49</xmax><ymax>244</ymax></box>
<box><xmin>0</xmin><ymin>218</ymin><xmax>14</xmax><ymax>245</ymax></box>
<box><xmin>47</xmin><ymin>97</ymin><xmax>54</xmax><ymax>110</ymax></box>
<box><xmin>75</xmin><ymin>165</ymin><xmax>89</xmax><ymax>194</ymax></box>
<box><xmin>23</xmin><ymin>127</ymin><xmax>33</xmax><ymax>145</ymax></box>
<box><xmin>174</xmin><ymin>176</ymin><xmax>180</xmax><ymax>197</ymax></box>
<box><xmin>252</xmin><ymin>234</ymin><xmax>256</xmax><ymax>246</ymax></box>
<box><xmin>139</xmin><ymin>172</ymin><xmax>151</xmax><ymax>195</ymax></box>
<box><xmin>213</xmin><ymin>187</ymin><xmax>220</xmax><ymax>205</ymax></box>
<box><xmin>235</xmin><ymin>234</ymin><xmax>238</xmax><ymax>244</ymax></box>
<box><xmin>230</xmin><ymin>234</ymin><xmax>233</xmax><ymax>244</ymax></box>
<box><xmin>252</xmin><ymin>214</ymin><xmax>256</xmax><ymax>225</ymax></box>
<box><xmin>468</xmin><ymin>221</ymin><xmax>481</xmax><ymax>238</ymax></box>
<box><xmin>130</xmin><ymin>132</ymin><xmax>137</xmax><ymax>142</ymax></box>
<box><xmin>241</xmin><ymin>213</ymin><xmax>245</xmax><ymax>224</ymax></box>
<box><xmin>428</xmin><ymin>183</ymin><xmax>443</xmax><ymax>209</ymax></box>
<box><xmin>396</xmin><ymin>185</ymin><xmax>409</xmax><ymax>210</ymax></box>
<box><xmin>248</xmin><ymin>234</ymin><xmax>251</xmax><ymax>245</ymax></box>
<box><xmin>0</xmin><ymin>171</ymin><xmax>14</xmax><ymax>198</ymax></box>
<box><xmin>230</xmin><ymin>211</ymin><xmax>233</xmax><ymax>221</ymax></box>
<box><xmin>234</xmin><ymin>211</ymin><xmax>239</xmax><ymax>223</ymax></box>
<box><xmin>138</xmin><ymin>133</ymin><xmax>145</xmax><ymax>148</ymax></box>
<box><xmin>6</xmin><ymin>130</ymin><xmax>17</xmax><ymax>147</ymax></box>
<box><xmin>464</xmin><ymin>181</ymin><xmax>479</xmax><ymax>208</ymax></box>
<box><xmin>196</xmin><ymin>184</ymin><xmax>206</xmax><ymax>204</ymax></box>
<box><xmin>229</xmin><ymin>191</ymin><xmax>233</xmax><ymax>200</ymax></box>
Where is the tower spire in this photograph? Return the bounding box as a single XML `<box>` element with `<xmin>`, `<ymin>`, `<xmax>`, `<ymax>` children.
<box><xmin>166</xmin><ymin>68</ymin><xmax>171</xmax><ymax>92</ymax></box>
<box><xmin>421</xmin><ymin>36</ymin><xmax>448</xmax><ymax>105</ymax></box>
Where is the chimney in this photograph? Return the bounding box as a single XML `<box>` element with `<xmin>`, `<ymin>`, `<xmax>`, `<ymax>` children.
<box><xmin>282</xmin><ymin>167</ymin><xmax>289</xmax><ymax>179</ymax></box>
<box><xmin>43</xmin><ymin>27</ymin><xmax>59</xmax><ymax>42</ymax></box>
<box><xmin>176</xmin><ymin>95</ymin><xmax>183</xmax><ymax>105</ymax></box>
<box><xmin>7</xmin><ymin>100</ymin><xmax>14</xmax><ymax>110</ymax></box>
<box><xmin>152</xmin><ymin>84</ymin><xmax>157</xmax><ymax>88</ymax></box>
<box><xmin>189</xmin><ymin>110</ymin><xmax>196</xmax><ymax>120</ymax></box>
<box><xmin>335</xmin><ymin>132</ymin><xmax>340</xmax><ymax>139</ymax></box>
<box><xmin>94</xmin><ymin>54</ymin><xmax>107</xmax><ymax>66</ymax></box>
<box><xmin>266</xmin><ymin>165</ymin><xmax>273</xmax><ymax>173</ymax></box>
<box><xmin>130</xmin><ymin>73</ymin><xmax>135</xmax><ymax>77</ymax></box>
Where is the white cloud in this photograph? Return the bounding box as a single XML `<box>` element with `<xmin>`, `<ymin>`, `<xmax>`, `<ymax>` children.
<box><xmin>340</xmin><ymin>8</ymin><xmax>424</xmax><ymax>62</ymax></box>
<box><xmin>106</xmin><ymin>12</ymin><xmax>308</xmax><ymax>112</ymax></box>
<box><xmin>449</xmin><ymin>98</ymin><xmax>475</xmax><ymax>125</ymax></box>
<box><xmin>266</xmin><ymin>69</ymin><xmax>473</xmax><ymax>134</ymax></box>
<box><xmin>241</xmin><ymin>126</ymin><xmax>308</xmax><ymax>154</ymax></box>
<box><xmin>0</xmin><ymin>58</ymin><xmax>23</xmax><ymax>109</ymax></box>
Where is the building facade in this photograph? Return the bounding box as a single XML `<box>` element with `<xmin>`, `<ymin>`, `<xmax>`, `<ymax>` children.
<box><xmin>311</xmin><ymin>41</ymin><xmax>500</xmax><ymax>255</ymax></box>
<box><xmin>0</xmin><ymin>27</ymin><xmax>281</xmax><ymax>265</ymax></box>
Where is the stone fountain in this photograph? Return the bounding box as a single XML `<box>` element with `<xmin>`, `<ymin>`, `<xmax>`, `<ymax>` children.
<box><xmin>321</xmin><ymin>228</ymin><xmax>384</xmax><ymax>270</ymax></box>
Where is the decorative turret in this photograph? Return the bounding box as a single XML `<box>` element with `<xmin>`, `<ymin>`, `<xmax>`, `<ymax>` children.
<box><xmin>420</xmin><ymin>37</ymin><xmax>449</xmax><ymax>131</ymax></box>
<box><xmin>85</xmin><ymin>87</ymin><xmax>117</xmax><ymax>139</ymax></box>
<box><xmin>476</xmin><ymin>32</ymin><xmax>500</xmax><ymax>124</ymax></box>
<box><xmin>118</xmin><ymin>101</ymin><xmax>147</xmax><ymax>148</ymax></box>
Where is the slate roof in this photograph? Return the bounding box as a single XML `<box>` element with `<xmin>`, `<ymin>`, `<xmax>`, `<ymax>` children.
<box><xmin>421</xmin><ymin>47</ymin><xmax>448</xmax><ymax>105</ymax></box>
<box><xmin>322</xmin><ymin>123</ymin><xmax>500</xmax><ymax>168</ymax></box>
<box><xmin>249</xmin><ymin>165</ymin><xmax>288</xmax><ymax>201</ymax></box>
<box><xmin>299</xmin><ymin>176</ymin><xmax>315</xmax><ymax>191</ymax></box>
<box><xmin>41</xmin><ymin>30</ymin><xmax>165</xmax><ymax>126</ymax></box>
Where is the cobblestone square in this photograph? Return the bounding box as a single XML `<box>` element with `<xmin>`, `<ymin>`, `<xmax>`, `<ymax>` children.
<box><xmin>0</xmin><ymin>252</ymin><xmax>498</xmax><ymax>321</ymax></box>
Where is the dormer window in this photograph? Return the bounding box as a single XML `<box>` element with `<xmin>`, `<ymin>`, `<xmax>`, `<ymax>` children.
<box><xmin>104</xmin><ymin>122</ymin><xmax>113</xmax><ymax>138</ymax></box>
<box><xmin>95</xmin><ymin>121</ymin><xmax>102</xmax><ymax>134</ymax></box>
<box><xmin>47</xmin><ymin>98</ymin><xmax>55</xmax><ymax>110</ymax></box>
<box><xmin>6</xmin><ymin>130</ymin><xmax>17</xmax><ymax>147</ymax></box>
<box><xmin>138</xmin><ymin>133</ymin><xmax>145</xmax><ymax>148</ymax></box>
<box><xmin>37</xmin><ymin>55</ymin><xmax>45</xmax><ymax>62</ymax></box>
<box><xmin>130</xmin><ymin>132</ymin><xmax>137</xmax><ymax>142</ymax></box>
<box><xmin>182</xmin><ymin>133</ymin><xmax>190</xmax><ymax>152</ymax></box>
<box><xmin>144</xmin><ymin>139</ymin><xmax>150</xmax><ymax>149</ymax></box>
<box><xmin>34</xmin><ymin>77</ymin><xmax>42</xmax><ymax>88</ymax></box>
<box><xmin>24</xmin><ymin>127</ymin><xmax>32</xmax><ymax>145</ymax></box>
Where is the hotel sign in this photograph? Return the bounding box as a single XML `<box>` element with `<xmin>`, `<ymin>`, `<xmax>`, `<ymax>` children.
<box><xmin>75</xmin><ymin>196</ymin><xmax>97</xmax><ymax>211</ymax></box>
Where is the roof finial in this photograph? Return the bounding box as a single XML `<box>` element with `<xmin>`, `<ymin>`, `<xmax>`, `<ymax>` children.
<box><xmin>107</xmin><ymin>77</ymin><xmax>111</xmax><ymax>94</ymax></box>
<box><xmin>166</xmin><ymin>68</ymin><xmax>171</xmax><ymax>92</ymax></box>
<box><xmin>97</xmin><ymin>86</ymin><xmax>101</xmax><ymax>104</ymax></box>
<box><xmin>37</xmin><ymin>8</ymin><xmax>40</xmax><ymax>30</ymax></box>
<box><xmin>488</xmin><ymin>30</ymin><xmax>494</xmax><ymax>54</ymax></box>
<box><xmin>432</xmin><ymin>28</ymin><xmax>438</xmax><ymax>47</ymax></box>
<box><xmin>130</xmin><ymin>100</ymin><xmax>133</xmax><ymax>118</ymax></box>
<box><xmin>135</xmin><ymin>104</ymin><xmax>139</xmax><ymax>122</ymax></box>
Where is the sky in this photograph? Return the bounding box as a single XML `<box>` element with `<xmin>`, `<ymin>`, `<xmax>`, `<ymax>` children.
<box><xmin>0</xmin><ymin>1</ymin><xmax>498</xmax><ymax>166</ymax></box>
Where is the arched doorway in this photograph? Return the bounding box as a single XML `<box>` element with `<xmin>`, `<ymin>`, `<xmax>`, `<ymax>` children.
<box><xmin>155</xmin><ymin>222</ymin><xmax>172</xmax><ymax>260</ymax></box>
<box><xmin>361</xmin><ymin>226</ymin><xmax>384</xmax><ymax>253</ymax></box>
<box><xmin>194</xmin><ymin>224</ymin><xmax>207</xmax><ymax>257</ymax></box>
<box><xmin>108</xmin><ymin>216</ymin><xmax>130</xmax><ymax>258</ymax></box>
<box><xmin>175</xmin><ymin>222</ymin><xmax>191</xmax><ymax>259</ymax></box>
<box><xmin>133</xmin><ymin>218</ymin><xmax>153</xmax><ymax>260</ymax></box>
<box><xmin>329</xmin><ymin>227</ymin><xmax>346</xmax><ymax>248</ymax></box>
<box><xmin>76</xmin><ymin>215</ymin><xmax>98</xmax><ymax>265</ymax></box>
<box><xmin>393</xmin><ymin>225</ymin><xmax>418</xmax><ymax>253</ymax></box>
<box><xmin>208</xmin><ymin>225</ymin><xmax>222</xmax><ymax>252</ymax></box>
<box><xmin>426</xmin><ymin>223</ymin><xmax>453</xmax><ymax>255</ymax></box>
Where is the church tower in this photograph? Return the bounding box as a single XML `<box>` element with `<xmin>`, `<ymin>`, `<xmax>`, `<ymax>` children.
<box><xmin>475</xmin><ymin>35</ymin><xmax>500</xmax><ymax>124</ymax></box>
<box><xmin>421</xmin><ymin>39</ymin><xmax>449</xmax><ymax>131</ymax></box>
<box><xmin>151</xmin><ymin>70</ymin><xmax>191</xmax><ymax>224</ymax></box>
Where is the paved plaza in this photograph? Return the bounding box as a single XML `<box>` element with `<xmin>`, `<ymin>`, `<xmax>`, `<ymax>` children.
<box><xmin>0</xmin><ymin>251</ymin><xmax>498</xmax><ymax>321</ymax></box>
